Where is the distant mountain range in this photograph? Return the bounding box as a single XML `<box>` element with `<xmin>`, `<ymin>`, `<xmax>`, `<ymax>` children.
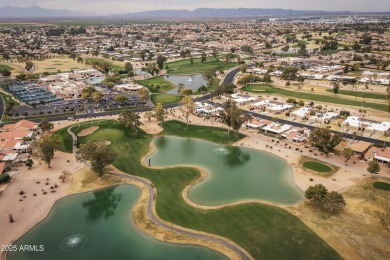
<box><xmin>0</xmin><ymin>5</ymin><xmax>86</xmax><ymax>18</ymax></box>
<box><xmin>0</xmin><ymin>6</ymin><xmax>389</xmax><ymax>19</ymax></box>
<box><xmin>110</xmin><ymin>8</ymin><xmax>354</xmax><ymax>19</ymax></box>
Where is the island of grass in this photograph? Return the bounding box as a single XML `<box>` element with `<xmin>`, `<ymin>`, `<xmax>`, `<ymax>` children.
<box><xmin>373</xmin><ymin>182</ymin><xmax>390</xmax><ymax>191</ymax></box>
<box><xmin>54</xmin><ymin>120</ymin><xmax>341</xmax><ymax>259</ymax></box>
<box><xmin>242</xmin><ymin>84</ymin><xmax>388</xmax><ymax>112</ymax></box>
<box><xmin>166</xmin><ymin>57</ymin><xmax>238</xmax><ymax>75</ymax></box>
<box><xmin>137</xmin><ymin>76</ymin><xmax>177</xmax><ymax>93</ymax></box>
<box><xmin>299</xmin><ymin>156</ymin><xmax>339</xmax><ymax>177</ymax></box>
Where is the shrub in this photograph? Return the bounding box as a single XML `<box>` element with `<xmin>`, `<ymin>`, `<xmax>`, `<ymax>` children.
<box><xmin>0</xmin><ymin>173</ymin><xmax>10</xmax><ymax>183</ymax></box>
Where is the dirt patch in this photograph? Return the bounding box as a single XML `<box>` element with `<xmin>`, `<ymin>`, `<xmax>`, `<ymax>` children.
<box><xmin>77</xmin><ymin>126</ymin><xmax>99</xmax><ymax>137</ymax></box>
<box><xmin>288</xmin><ymin>178</ymin><xmax>390</xmax><ymax>260</ymax></box>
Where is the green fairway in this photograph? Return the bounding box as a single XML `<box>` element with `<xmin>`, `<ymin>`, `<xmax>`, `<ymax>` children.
<box><xmin>150</xmin><ymin>94</ymin><xmax>180</xmax><ymax>105</ymax></box>
<box><xmin>243</xmin><ymin>84</ymin><xmax>388</xmax><ymax>112</ymax></box>
<box><xmin>325</xmin><ymin>89</ymin><xmax>387</xmax><ymax>100</ymax></box>
<box><xmin>56</xmin><ymin>120</ymin><xmax>341</xmax><ymax>259</ymax></box>
<box><xmin>373</xmin><ymin>182</ymin><xmax>390</xmax><ymax>191</ymax></box>
<box><xmin>138</xmin><ymin>76</ymin><xmax>177</xmax><ymax>93</ymax></box>
<box><xmin>161</xmin><ymin>120</ymin><xmax>245</xmax><ymax>145</ymax></box>
<box><xmin>166</xmin><ymin>57</ymin><xmax>238</xmax><ymax>75</ymax></box>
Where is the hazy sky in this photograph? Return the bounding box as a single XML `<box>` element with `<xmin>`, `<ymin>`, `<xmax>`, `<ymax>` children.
<box><xmin>1</xmin><ymin>0</ymin><xmax>389</xmax><ymax>15</ymax></box>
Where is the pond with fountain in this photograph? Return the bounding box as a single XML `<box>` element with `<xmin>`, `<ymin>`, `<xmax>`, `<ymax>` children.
<box><xmin>163</xmin><ymin>74</ymin><xmax>208</xmax><ymax>94</ymax></box>
<box><xmin>148</xmin><ymin>136</ymin><xmax>304</xmax><ymax>206</ymax></box>
<box><xmin>8</xmin><ymin>185</ymin><xmax>226</xmax><ymax>260</ymax></box>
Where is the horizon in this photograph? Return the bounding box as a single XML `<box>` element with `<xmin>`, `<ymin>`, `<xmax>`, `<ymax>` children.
<box><xmin>0</xmin><ymin>1</ymin><xmax>389</xmax><ymax>15</ymax></box>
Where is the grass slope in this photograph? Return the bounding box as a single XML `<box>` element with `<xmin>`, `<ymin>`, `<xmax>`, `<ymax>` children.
<box><xmin>150</xmin><ymin>94</ymin><xmax>180</xmax><ymax>105</ymax></box>
<box><xmin>52</xmin><ymin>127</ymin><xmax>73</xmax><ymax>153</ymax></box>
<box><xmin>243</xmin><ymin>84</ymin><xmax>388</xmax><ymax>112</ymax></box>
<box><xmin>161</xmin><ymin>120</ymin><xmax>245</xmax><ymax>145</ymax></box>
<box><xmin>56</xmin><ymin>120</ymin><xmax>341</xmax><ymax>259</ymax></box>
<box><xmin>138</xmin><ymin>76</ymin><xmax>177</xmax><ymax>93</ymax></box>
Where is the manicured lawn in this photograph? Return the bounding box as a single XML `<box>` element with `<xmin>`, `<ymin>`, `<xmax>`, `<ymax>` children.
<box><xmin>325</xmin><ymin>89</ymin><xmax>387</xmax><ymax>100</ymax></box>
<box><xmin>138</xmin><ymin>76</ymin><xmax>177</xmax><ymax>93</ymax></box>
<box><xmin>166</xmin><ymin>57</ymin><xmax>238</xmax><ymax>75</ymax></box>
<box><xmin>151</xmin><ymin>94</ymin><xmax>180</xmax><ymax>105</ymax></box>
<box><xmin>303</xmin><ymin>161</ymin><xmax>332</xmax><ymax>172</ymax></box>
<box><xmin>161</xmin><ymin>120</ymin><xmax>245</xmax><ymax>145</ymax></box>
<box><xmin>243</xmin><ymin>84</ymin><xmax>388</xmax><ymax>112</ymax></box>
<box><xmin>56</xmin><ymin>120</ymin><xmax>341</xmax><ymax>260</ymax></box>
<box><xmin>373</xmin><ymin>182</ymin><xmax>390</xmax><ymax>191</ymax></box>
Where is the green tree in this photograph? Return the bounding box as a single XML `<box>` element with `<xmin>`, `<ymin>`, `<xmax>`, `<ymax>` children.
<box><xmin>153</xmin><ymin>102</ymin><xmax>166</xmax><ymax>125</ymax></box>
<box><xmin>180</xmin><ymin>88</ymin><xmax>193</xmax><ymax>96</ymax></box>
<box><xmin>156</xmin><ymin>55</ymin><xmax>167</xmax><ymax>70</ymax></box>
<box><xmin>201</xmin><ymin>52</ymin><xmax>207</xmax><ymax>63</ymax></box>
<box><xmin>305</xmin><ymin>184</ymin><xmax>328</xmax><ymax>205</ymax></box>
<box><xmin>118</xmin><ymin>110</ymin><xmax>142</xmax><ymax>133</ymax></box>
<box><xmin>240</xmin><ymin>64</ymin><xmax>247</xmax><ymax>74</ymax></box>
<box><xmin>212</xmin><ymin>47</ymin><xmax>218</xmax><ymax>58</ymax></box>
<box><xmin>32</xmin><ymin>135</ymin><xmax>60</xmax><ymax>168</ymax></box>
<box><xmin>333</xmin><ymin>83</ymin><xmax>340</xmax><ymax>94</ymax></box>
<box><xmin>25</xmin><ymin>61</ymin><xmax>34</xmax><ymax>71</ymax></box>
<box><xmin>140</xmin><ymin>50</ymin><xmax>147</xmax><ymax>61</ymax></box>
<box><xmin>2</xmin><ymin>69</ymin><xmax>11</xmax><ymax>77</ymax></box>
<box><xmin>309</xmin><ymin>128</ymin><xmax>343</xmax><ymax>156</ymax></box>
<box><xmin>220</xmin><ymin>101</ymin><xmax>245</xmax><ymax>135</ymax></box>
<box><xmin>144</xmin><ymin>111</ymin><xmax>154</xmax><ymax>122</ymax></box>
<box><xmin>124</xmin><ymin>62</ymin><xmax>134</xmax><ymax>76</ymax></box>
<box><xmin>77</xmin><ymin>141</ymin><xmax>117</xmax><ymax>177</ymax></box>
<box><xmin>180</xmin><ymin>95</ymin><xmax>195</xmax><ymax>126</ymax></box>
<box><xmin>137</xmin><ymin>88</ymin><xmax>150</xmax><ymax>102</ymax></box>
<box><xmin>367</xmin><ymin>160</ymin><xmax>381</xmax><ymax>176</ymax></box>
<box><xmin>25</xmin><ymin>158</ymin><xmax>34</xmax><ymax>169</ymax></box>
<box><xmin>114</xmin><ymin>94</ymin><xmax>129</xmax><ymax>105</ymax></box>
<box><xmin>92</xmin><ymin>91</ymin><xmax>104</xmax><ymax>104</ymax></box>
<box><xmin>323</xmin><ymin>191</ymin><xmax>346</xmax><ymax>212</ymax></box>
<box><xmin>342</xmin><ymin>147</ymin><xmax>354</xmax><ymax>166</ymax></box>
<box><xmin>39</xmin><ymin>118</ymin><xmax>54</xmax><ymax>133</ymax></box>
<box><xmin>281</xmin><ymin>67</ymin><xmax>298</xmax><ymax>81</ymax></box>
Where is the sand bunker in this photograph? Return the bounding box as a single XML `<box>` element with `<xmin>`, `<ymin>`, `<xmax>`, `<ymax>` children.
<box><xmin>77</xmin><ymin>126</ymin><xmax>99</xmax><ymax>137</ymax></box>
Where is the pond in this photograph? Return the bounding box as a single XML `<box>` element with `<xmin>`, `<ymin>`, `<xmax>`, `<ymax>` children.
<box><xmin>8</xmin><ymin>185</ymin><xmax>226</xmax><ymax>260</ymax></box>
<box><xmin>149</xmin><ymin>136</ymin><xmax>304</xmax><ymax>206</ymax></box>
<box><xmin>164</xmin><ymin>74</ymin><xmax>207</xmax><ymax>94</ymax></box>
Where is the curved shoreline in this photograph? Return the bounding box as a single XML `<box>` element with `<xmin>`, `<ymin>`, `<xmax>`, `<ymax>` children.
<box><xmin>143</xmin><ymin>136</ymin><xmax>304</xmax><ymax>210</ymax></box>
<box><xmin>67</xmin><ymin>123</ymin><xmax>251</xmax><ymax>260</ymax></box>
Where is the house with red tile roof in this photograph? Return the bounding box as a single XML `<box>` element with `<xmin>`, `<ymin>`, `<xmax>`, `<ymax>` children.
<box><xmin>2</xmin><ymin>120</ymin><xmax>38</xmax><ymax>132</ymax></box>
<box><xmin>364</xmin><ymin>147</ymin><xmax>390</xmax><ymax>164</ymax></box>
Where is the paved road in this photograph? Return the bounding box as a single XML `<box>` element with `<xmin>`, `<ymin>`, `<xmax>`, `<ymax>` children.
<box><xmin>5</xmin><ymin>67</ymin><xmax>390</xmax><ymax>146</ymax></box>
<box><xmin>109</xmin><ymin>172</ymin><xmax>251</xmax><ymax>260</ymax></box>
